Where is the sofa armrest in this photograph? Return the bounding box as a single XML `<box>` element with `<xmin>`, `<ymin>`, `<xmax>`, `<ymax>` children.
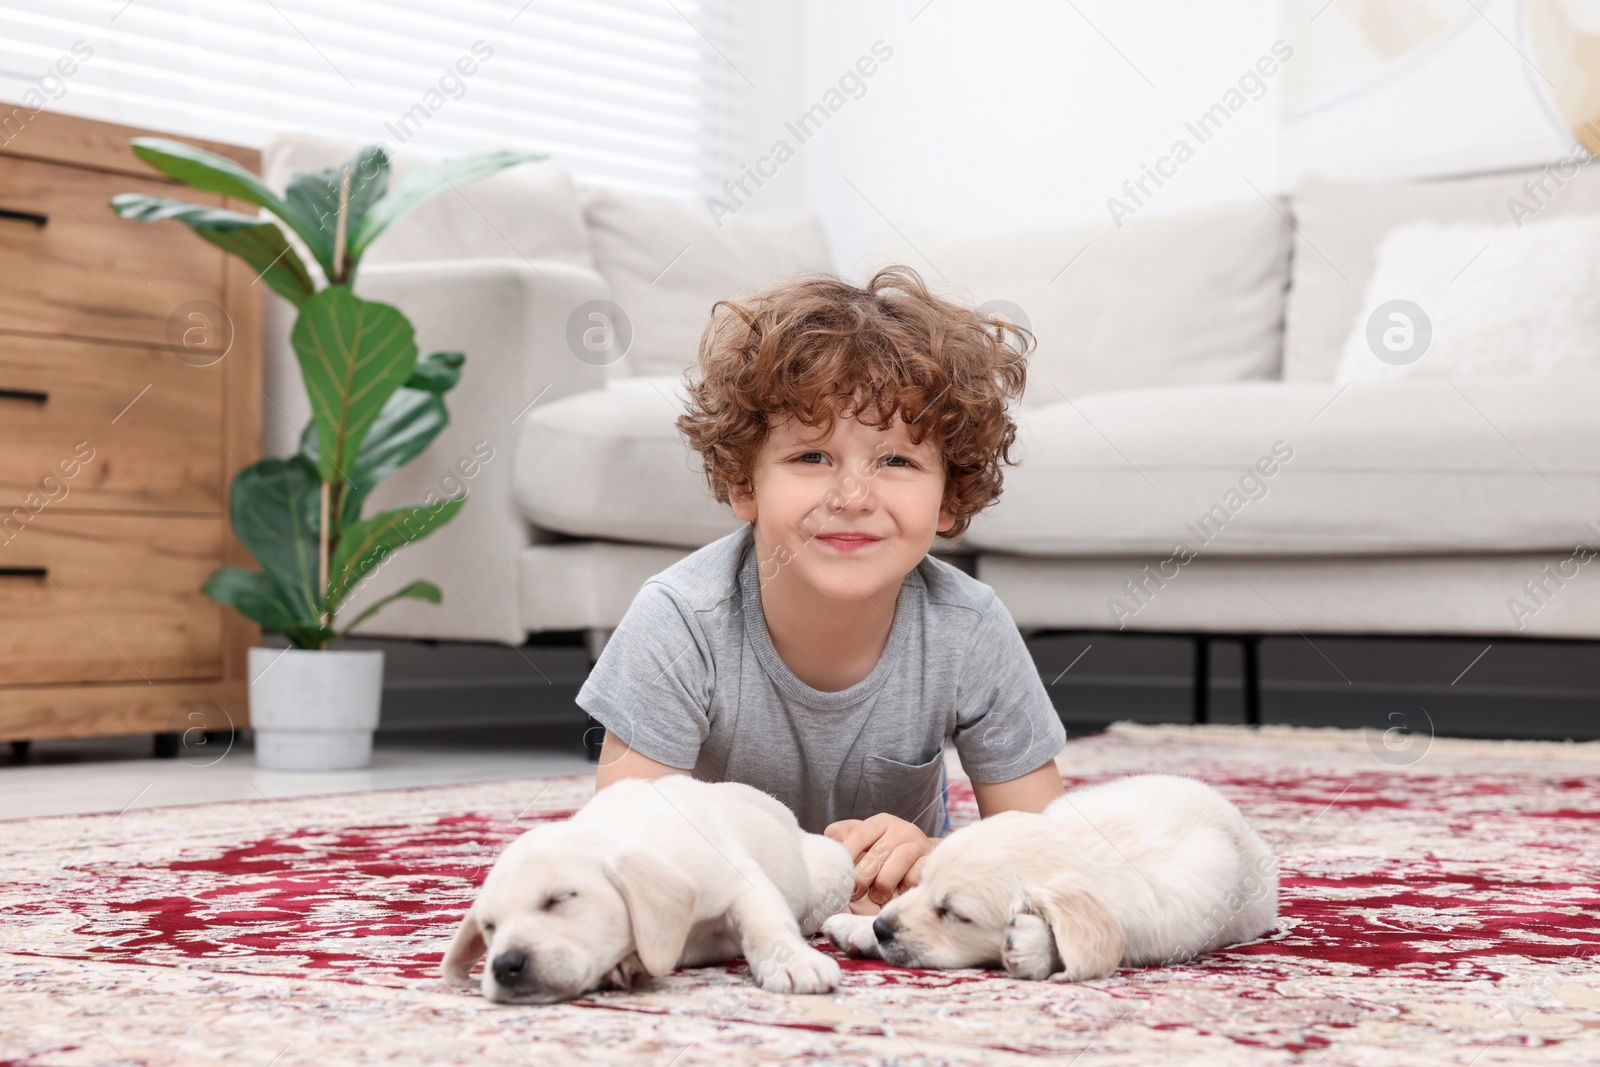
<box><xmin>261</xmin><ymin>258</ymin><xmax>609</xmax><ymax>643</ymax></box>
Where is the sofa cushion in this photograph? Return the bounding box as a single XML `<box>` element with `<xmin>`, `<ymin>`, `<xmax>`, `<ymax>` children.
<box><xmin>1284</xmin><ymin>166</ymin><xmax>1600</xmax><ymax>382</ymax></box>
<box><xmin>963</xmin><ymin>376</ymin><xmax>1600</xmax><ymax>557</ymax></box>
<box><xmin>865</xmin><ymin>198</ymin><xmax>1292</xmax><ymax>407</ymax></box>
<box><xmin>1333</xmin><ymin>212</ymin><xmax>1600</xmax><ymax>383</ymax></box>
<box><xmin>514</xmin><ymin>376</ymin><xmax>741</xmax><ymax>548</ymax></box>
<box><xmin>580</xmin><ymin>187</ymin><xmax>834</xmax><ymax>378</ymax></box>
<box><xmin>260</xmin><ymin>131</ymin><xmax>594</xmax><ymax>270</ymax></box>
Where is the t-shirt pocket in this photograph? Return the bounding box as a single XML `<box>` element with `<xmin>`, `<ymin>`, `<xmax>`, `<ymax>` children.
<box><xmin>851</xmin><ymin>749</ymin><xmax>947</xmax><ymax>837</ymax></box>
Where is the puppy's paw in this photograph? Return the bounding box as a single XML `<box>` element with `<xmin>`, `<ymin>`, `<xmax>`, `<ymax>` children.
<box><xmin>604</xmin><ymin>953</ymin><xmax>646</xmax><ymax>992</ymax></box>
<box><xmin>821</xmin><ymin>913</ymin><xmax>880</xmax><ymax>958</ymax></box>
<box><xmin>758</xmin><ymin>945</ymin><xmax>841</xmax><ymax>995</ymax></box>
<box><xmin>1001</xmin><ymin>913</ymin><xmax>1057</xmax><ymax>981</ymax></box>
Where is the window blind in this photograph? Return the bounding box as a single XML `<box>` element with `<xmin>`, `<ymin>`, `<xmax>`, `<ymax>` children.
<box><xmin>0</xmin><ymin>0</ymin><xmax>745</xmax><ymax>199</ymax></box>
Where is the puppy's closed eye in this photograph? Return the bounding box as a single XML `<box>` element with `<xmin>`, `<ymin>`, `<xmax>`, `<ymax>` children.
<box><xmin>935</xmin><ymin>901</ymin><xmax>973</xmax><ymax>924</ymax></box>
<box><xmin>542</xmin><ymin>890</ymin><xmax>577</xmax><ymax>911</ymax></box>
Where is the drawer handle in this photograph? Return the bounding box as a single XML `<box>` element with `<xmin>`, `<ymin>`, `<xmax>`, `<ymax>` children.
<box><xmin>0</xmin><ymin>388</ymin><xmax>47</xmax><ymax>403</ymax></box>
<box><xmin>0</xmin><ymin>567</ymin><xmax>47</xmax><ymax>579</ymax></box>
<box><xmin>0</xmin><ymin>208</ymin><xmax>48</xmax><ymax>227</ymax></box>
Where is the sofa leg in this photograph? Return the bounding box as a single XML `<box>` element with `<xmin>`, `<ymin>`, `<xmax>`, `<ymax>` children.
<box><xmin>1242</xmin><ymin>636</ymin><xmax>1262</xmax><ymax>727</ymax></box>
<box><xmin>582</xmin><ymin>717</ymin><xmax>605</xmax><ymax>762</ymax></box>
<box><xmin>1192</xmin><ymin>636</ymin><xmax>1210</xmax><ymax>724</ymax></box>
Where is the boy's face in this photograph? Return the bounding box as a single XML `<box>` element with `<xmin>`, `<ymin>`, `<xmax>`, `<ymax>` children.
<box><xmin>729</xmin><ymin>404</ymin><xmax>956</xmax><ymax>599</ymax></box>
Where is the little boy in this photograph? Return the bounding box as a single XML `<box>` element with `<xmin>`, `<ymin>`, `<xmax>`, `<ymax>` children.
<box><xmin>577</xmin><ymin>266</ymin><xmax>1066</xmax><ymax>912</ymax></box>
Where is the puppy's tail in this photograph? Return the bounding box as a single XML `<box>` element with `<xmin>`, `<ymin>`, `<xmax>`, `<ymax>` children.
<box><xmin>797</xmin><ymin>834</ymin><xmax>855</xmax><ymax>937</ymax></box>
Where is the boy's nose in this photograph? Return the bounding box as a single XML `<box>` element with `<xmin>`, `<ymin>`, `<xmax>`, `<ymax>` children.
<box><xmin>831</xmin><ymin>469</ymin><xmax>876</xmax><ymax>507</ymax></box>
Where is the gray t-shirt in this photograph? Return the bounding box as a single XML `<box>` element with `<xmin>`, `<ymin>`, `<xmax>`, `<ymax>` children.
<box><xmin>576</xmin><ymin>522</ymin><xmax>1066</xmax><ymax>836</ymax></box>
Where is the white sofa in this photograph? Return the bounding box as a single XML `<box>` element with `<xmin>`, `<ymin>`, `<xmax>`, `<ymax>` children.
<box><xmin>259</xmin><ymin>134</ymin><xmax>1600</xmax><ymax>676</ymax></box>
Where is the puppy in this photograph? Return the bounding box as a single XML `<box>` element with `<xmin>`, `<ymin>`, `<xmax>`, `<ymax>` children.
<box><xmin>442</xmin><ymin>776</ymin><xmax>855</xmax><ymax>1003</ymax></box>
<box><xmin>823</xmin><ymin>774</ymin><xmax>1277</xmax><ymax>980</ymax></box>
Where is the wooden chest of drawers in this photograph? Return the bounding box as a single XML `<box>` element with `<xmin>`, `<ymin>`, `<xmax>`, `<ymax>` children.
<box><xmin>0</xmin><ymin>112</ymin><xmax>260</xmax><ymax>747</ymax></box>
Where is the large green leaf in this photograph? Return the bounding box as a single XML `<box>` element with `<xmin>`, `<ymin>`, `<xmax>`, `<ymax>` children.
<box><xmin>326</xmin><ymin>497</ymin><xmax>464</xmax><ymax>611</ymax></box>
<box><xmin>334</xmin><ymin>580</ymin><xmax>442</xmax><ymax>640</ymax></box>
<box><xmin>129</xmin><ymin>136</ymin><xmax>335</xmax><ymax>280</ymax></box>
<box><xmin>349</xmin><ymin>150</ymin><xmax>546</xmax><ymax>259</ymax></box>
<box><xmin>405</xmin><ymin>350</ymin><xmax>464</xmax><ymax>393</ymax></box>
<box><xmin>297</xmin><ymin>352</ymin><xmax>465</xmax><ymax>527</ymax></box>
<box><xmin>228</xmin><ymin>457</ymin><xmax>322</xmax><ymax>625</ymax></box>
<box><xmin>201</xmin><ymin>567</ymin><xmax>329</xmax><ymax>649</ymax></box>
<box><xmin>110</xmin><ymin>193</ymin><xmax>316</xmax><ymax>306</ymax></box>
<box><xmin>285</xmin><ymin>144</ymin><xmax>390</xmax><ymax>282</ymax></box>
<box><xmin>291</xmin><ymin>287</ymin><xmax>419</xmax><ymax>485</ymax></box>
<box><xmin>300</xmin><ymin>393</ymin><xmax>446</xmax><ymax>527</ymax></box>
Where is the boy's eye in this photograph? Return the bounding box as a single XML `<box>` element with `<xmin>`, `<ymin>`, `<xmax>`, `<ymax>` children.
<box><xmin>798</xmin><ymin>452</ymin><xmax>825</xmax><ymax>464</ymax></box>
<box><xmin>883</xmin><ymin>454</ymin><xmax>912</xmax><ymax>467</ymax></box>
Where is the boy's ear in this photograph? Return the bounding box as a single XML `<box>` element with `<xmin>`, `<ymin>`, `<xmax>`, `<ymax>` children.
<box><xmin>728</xmin><ymin>478</ymin><xmax>757</xmax><ymax>521</ymax></box>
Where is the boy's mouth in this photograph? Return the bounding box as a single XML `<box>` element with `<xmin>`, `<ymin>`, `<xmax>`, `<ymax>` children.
<box><xmin>816</xmin><ymin>532</ymin><xmax>882</xmax><ymax>551</ymax></box>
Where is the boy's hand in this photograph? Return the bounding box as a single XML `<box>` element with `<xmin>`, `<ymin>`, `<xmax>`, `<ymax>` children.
<box><xmin>824</xmin><ymin>814</ymin><xmax>934</xmax><ymax>906</ymax></box>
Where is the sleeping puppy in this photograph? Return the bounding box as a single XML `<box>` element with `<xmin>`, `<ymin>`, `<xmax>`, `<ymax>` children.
<box><xmin>442</xmin><ymin>776</ymin><xmax>854</xmax><ymax>1003</ymax></box>
<box><xmin>823</xmin><ymin>774</ymin><xmax>1277</xmax><ymax>980</ymax></box>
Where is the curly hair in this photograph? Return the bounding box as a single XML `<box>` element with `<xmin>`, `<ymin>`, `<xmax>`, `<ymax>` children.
<box><xmin>675</xmin><ymin>265</ymin><xmax>1032</xmax><ymax>541</ymax></box>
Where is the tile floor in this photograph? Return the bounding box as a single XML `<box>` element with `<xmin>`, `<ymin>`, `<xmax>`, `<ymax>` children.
<box><xmin>0</xmin><ymin>729</ymin><xmax>595</xmax><ymax>820</ymax></box>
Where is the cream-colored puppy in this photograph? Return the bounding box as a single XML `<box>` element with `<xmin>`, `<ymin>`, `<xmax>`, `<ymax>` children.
<box><xmin>823</xmin><ymin>774</ymin><xmax>1277</xmax><ymax>980</ymax></box>
<box><xmin>443</xmin><ymin>776</ymin><xmax>855</xmax><ymax>1003</ymax></box>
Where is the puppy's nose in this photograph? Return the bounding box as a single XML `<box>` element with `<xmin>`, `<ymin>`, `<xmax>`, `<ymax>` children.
<box><xmin>492</xmin><ymin>948</ymin><xmax>529</xmax><ymax>986</ymax></box>
<box><xmin>872</xmin><ymin>916</ymin><xmax>896</xmax><ymax>943</ymax></box>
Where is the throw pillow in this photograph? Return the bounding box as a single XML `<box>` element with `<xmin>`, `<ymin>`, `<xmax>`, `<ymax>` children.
<box><xmin>1333</xmin><ymin>212</ymin><xmax>1600</xmax><ymax>383</ymax></box>
<box><xmin>581</xmin><ymin>187</ymin><xmax>834</xmax><ymax>378</ymax></box>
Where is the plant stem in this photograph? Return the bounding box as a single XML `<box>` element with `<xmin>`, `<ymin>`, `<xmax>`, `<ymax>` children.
<box><xmin>318</xmin><ymin>479</ymin><xmax>331</xmax><ymax>645</ymax></box>
<box><xmin>317</xmin><ymin>163</ymin><xmax>352</xmax><ymax>649</ymax></box>
<box><xmin>333</xmin><ymin>164</ymin><xmax>351</xmax><ymax>284</ymax></box>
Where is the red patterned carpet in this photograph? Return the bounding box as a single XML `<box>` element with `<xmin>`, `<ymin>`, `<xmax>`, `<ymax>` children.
<box><xmin>3</xmin><ymin>722</ymin><xmax>1599</xmax><ymax>1066</ymax></box>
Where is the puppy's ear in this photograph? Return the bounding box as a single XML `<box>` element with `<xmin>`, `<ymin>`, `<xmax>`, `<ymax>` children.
<box><xmin>1028</xmin><ymin>885</ymin><xmax>1124</xmax><ymax>981</ymax></box>
<box><xmin>606</xmin><ymin>848</ymin><xmax>697</xmax><ymax>978</ymax></box>
<box><xmin>441</xmin><ymin>905</ymin><xmax>487</xmax><ymax>988</ymax></box>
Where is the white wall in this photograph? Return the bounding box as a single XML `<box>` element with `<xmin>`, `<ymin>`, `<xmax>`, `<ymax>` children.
<box><xmin>745</xmin><ymin>0</ymin><xmax>1286</xmax><ymax>275</ymax></box>
<box><xmin>721</xmin><ymin>0</ymin><xmax>810</xmax><ymax>213</ymax></box>
<box><xmin>1280</xmin><ymin>0</ymin><xmax>1583</xmax><ymax>184</ymax></box>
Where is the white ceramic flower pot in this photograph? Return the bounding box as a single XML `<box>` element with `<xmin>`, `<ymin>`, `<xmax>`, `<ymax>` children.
<box><xmin>248</xmin><ymin>647</ymin><xmax>384</xmax><ymax>771</ymax></box>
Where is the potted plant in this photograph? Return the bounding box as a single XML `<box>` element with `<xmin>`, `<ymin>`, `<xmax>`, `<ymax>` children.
<box><xmin>113</xmin><ymin>139</ymin><xmax>541</xmax><ymax>770</ymax></box>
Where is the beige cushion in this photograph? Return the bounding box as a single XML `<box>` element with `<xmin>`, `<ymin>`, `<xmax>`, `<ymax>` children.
<box><xmin>519</xmin><ymin>540</ymin><xmax>696</xmax><ymax>633</ymax></box>
<box><xmin>580</xmin><ymin>187</ymin><xmax>834</xmax><ymax>378</ymax></box>
<box><xmin>259</xmin><ymin>131</ymin><xmax>594</xmax><ymax>270</ymax></box>
<box><xmin>1284</xmin><ymin>165</ymin><xmax>1600</xmax><ymax>382</ymax></box>
<box><xmin>514</xmin><ymin>376</ymin><xmax>742</xmax><ymax>548</ymax></box>
<box><xmin>1333</xmin><ymin>213</ymin><xmax>1600</xmax><ymax>384</ymax></box>
<box><xmin>865</xmin><ymin>198</ymin><xmax>1292</xmax><ymax>408</ymax></box>
<box><xmin>963</xmin><ymin>376</ymin><xmax>1600</xmax><ymax>557</ymax></box>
